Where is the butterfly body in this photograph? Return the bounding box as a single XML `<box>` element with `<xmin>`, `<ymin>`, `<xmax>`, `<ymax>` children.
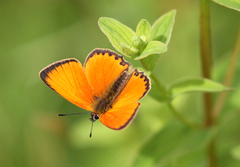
<box><xmin>92</xmin><ymin>70</ymin><xmax>130</xmax><ymax>116</ymax></box>
<box><xmin>40</xmin><ymin>49</ymin><xmax>151</xmax><ymax>130</ymax></box>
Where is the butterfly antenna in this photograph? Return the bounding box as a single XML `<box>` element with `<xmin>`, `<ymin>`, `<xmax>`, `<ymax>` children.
<box><xmin>89</xmin><ymin>120</ymin><xmax>94</xmax><ymax>138</ymax></box>
<box><xmin>57</xmin><ymin>112</ymin><xmax>90</xmax><ymax>116</ymax></box>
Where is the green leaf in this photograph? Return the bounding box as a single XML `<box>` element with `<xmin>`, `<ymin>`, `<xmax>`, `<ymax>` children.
<box><xmin>213</xmin><ymin>0</ymin><xmax>240</xmax><ymax>11</ymax></box>
<box><xmin>141</xmin><ymin>10</ymin><xmax>176</xmax><ymax>71</ymax></box>
<box><xmin>132</xmin><ymin>35</ymin><xmax>142</xmax><ymax>49</ymax></box>
<box><xmin>132</xmin><ymin>122</ymin><xmax>217</xmax><ymax>167</ymax></box>
<box><xmin>134</xmin><ymin>41</ymin><xmax>167</xmax><ymax>60</ymax></box>
<box><xmin>136</xmin><ymin>19</ymin><xmax>151</xmax><ymax>42</ymax></box>
<box><xmin>140</xmin><ymin>54</ymin><xmax>161</xmax><ymax>71</ymax></box>
<box><xmin>98</xmin><ymin>17</ymin><xmax>136</xmax><ymax>56</ymax></box>
<box><xmin>169</xmin><ymin>78</ymin><xmax>233</xmax><ymax>99</ymax></box>
<box><xmin>149</xmin><ymin>9</ymin><xmax>176</xmax><ymax>46</ymax></box>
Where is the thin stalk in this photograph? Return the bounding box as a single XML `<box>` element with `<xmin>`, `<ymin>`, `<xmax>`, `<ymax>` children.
<box><xmin>167</xmin><ymin>103</ymin><xmax>203</xmax><ymax>129</ymax></box>
<box><xmin>148</xmin><ymin>72</ymin><xmax>202</xmax><ymax>129</ymax></box>
<box><xmin>140</xmin><ymin>59</ymin><xmax>167</xmax><ymax>97</ymax></box>
<box><xmin>200</xmin><ymin>0</ymin><xmax>213</xmax><ymax>127</ymax></box>
<box><xmin>212</xmin><ymin>23</ymin><xmax>240</xmax><ymax>122</ymax></box>
<box><xmin>209</xmin><ymin>140</ymin><xmax>217</xmax><ymax>167</ymax></box>
<box><xmin>200</xmin><ymin>1</ymin><xmax>216</xmax><ymax>167</ymax></box>
<box><xmin>149</xmin><ymin>72</ymin><xmax>167</xmax><ymax>98</ymax></box>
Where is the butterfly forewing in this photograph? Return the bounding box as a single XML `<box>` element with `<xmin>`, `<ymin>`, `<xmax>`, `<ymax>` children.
<box><xmin>84</xmin><ymin>49</ymin><xmax>130</xmax><ymax>98</ymax></box>
<box><xmin>40</xmin><ymin>58</ymin><xmax>94</xmax><ymax>111</ymax></box>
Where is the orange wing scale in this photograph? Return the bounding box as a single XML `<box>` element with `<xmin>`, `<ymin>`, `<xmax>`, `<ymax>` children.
<box><xmin>84</xmin><ymin>49</ymin><xmax>130</xmax><ymax>98</ymax></box>
<box><xmin>100</xmin><ymin>103</ymin><xmax>140</xmax><ymax>130</ymax></box>
<box><xmin>100</xmin><ymin>69</ymin><xmax>151</xmax><ymax>130</ymax></box>
<box><xmin>40</xmin><ymin>59</ymin><xmax>94</xmax><ymax>111</ymax></box>
<box><xmin>112</xmin><ymin>69</ymin><xmax>150</xmax><ymax>108</ymax></box>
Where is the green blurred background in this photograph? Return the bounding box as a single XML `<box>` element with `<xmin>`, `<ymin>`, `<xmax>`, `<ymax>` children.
<box><xmin>0</xmin><ymin>0</ymin><xmax>239</xmax><ymax>167</ymax></box>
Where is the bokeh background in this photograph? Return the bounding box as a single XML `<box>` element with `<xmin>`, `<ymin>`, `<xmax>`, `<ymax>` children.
<box><xmin>0</xmin><ymin>0</ymin><xmax>239</xmax><ymax>167</ymax></box>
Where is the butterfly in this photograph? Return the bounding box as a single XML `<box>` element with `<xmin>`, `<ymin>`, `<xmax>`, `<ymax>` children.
<box><xmin>39</xmin><ymin>49</ymin><xmax>151</xmax><ymax>137</ymax></box>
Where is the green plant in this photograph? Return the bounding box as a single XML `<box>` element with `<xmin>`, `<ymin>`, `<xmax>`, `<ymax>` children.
<box><xmin>98</xmin><ymin>0</ymin><xmax>240</xmax><ymax>166</ymax></box>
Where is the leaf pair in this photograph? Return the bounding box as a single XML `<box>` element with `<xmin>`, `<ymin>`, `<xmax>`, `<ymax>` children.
<box><xmin>98</xmin><ymin>10</ymin><xmax>176</xmax><ymax>67</ymax></box>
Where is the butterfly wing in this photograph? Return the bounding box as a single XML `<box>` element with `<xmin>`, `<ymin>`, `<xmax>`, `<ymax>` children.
<box><xmin>113</xmin><ymin>69</ymin><xmax>151</xmax><ymax>108</ymax></box>
<box><xmin>40</xmin><ymin>58</ymin><xmax>94</xmax><ymax>111</ymax></box>
<box><xmin>100</xmin><ymin>103</ymin><xmax>140</xmax><ymax>130</ymax></box>
<box><xmin>84</xmin><ymin>49</ymin><xmax>130</xmax><ymax>98</ymax></box>
<box><xmin>99</xmin><ymin>69</ymin><xmax>151</xmax><ymax>130</ymax></box>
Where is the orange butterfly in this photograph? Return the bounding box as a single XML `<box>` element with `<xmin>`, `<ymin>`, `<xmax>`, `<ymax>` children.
<box><xmin>39</xmin><ymin>49</ymin><xmax>151</xmax><ymax>137</ymax></box>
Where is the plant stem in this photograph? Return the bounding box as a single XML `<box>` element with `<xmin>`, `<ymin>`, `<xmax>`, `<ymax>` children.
<box><xmin>200</xmin><ymin>0</ymin><xmax>212</xmax><ymax>127</ymax></box>
<box><xmin>212</xmin><ymin>24</ymin><xmax>240</xmax><ymax>122</ymax></box>
<box><xmin>209</xmin><ymin>140</ymin><xmax>217</xmax><ymax>167</ymax></box>
<box><xmin>200</xmin><ymin>0</ymin><xmax>216</xmax><ymax>167</ymax></box>
<box><xmin>149</xmin><ymin>72</ymin><xmax>167</xmax><ymax>98</ymax></box>
<box><xmin>149</xmin><ymin>72</ymin><xmax>202</xmax><ymax>129</ymax></box>
<box><xmin>167</xmin><ymin>103</ymin><xmax>203</xmax><ymax>129</ymax></box>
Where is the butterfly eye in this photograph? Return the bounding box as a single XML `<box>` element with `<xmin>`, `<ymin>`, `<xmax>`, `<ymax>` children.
<box><xmin>94</xmin><ymin>115</ymin><xmax>100</xmax><ymax>120</ymax></box>
<box><xmin>90</xmin><ymin>113</ymin><xmax>100</xmax><ymax>122</ymax></box>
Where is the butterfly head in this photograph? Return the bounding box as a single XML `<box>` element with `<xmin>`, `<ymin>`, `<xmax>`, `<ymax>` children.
<box><xmin>90</xmin><ymin>112</ymin><xmax>100</xmax><ymax>122</ymax></box>
<box><xmin>89</xmin><ymin>112</ymin><xmax>100</xmax><ymax>138</ymax></box>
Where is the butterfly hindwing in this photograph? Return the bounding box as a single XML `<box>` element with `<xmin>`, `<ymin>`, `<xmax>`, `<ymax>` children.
<box><xmin>99</xmin><ymin>69</ymin><xmax>151</xmax><ymax>129</ymax></box>
<box><xmin>112</xmin><ymin>69</ymin><xmax>151</xmax><ymax>108</ymax></box>
<box><xmin>99</xmin><ymin>102</ymin><xmax>140</xmax><ymax>130</ymax></box>
<box><xmin>40</xmin><ymin>58</ymin><xmax>94</xmax><ymax>111</ymax></box>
